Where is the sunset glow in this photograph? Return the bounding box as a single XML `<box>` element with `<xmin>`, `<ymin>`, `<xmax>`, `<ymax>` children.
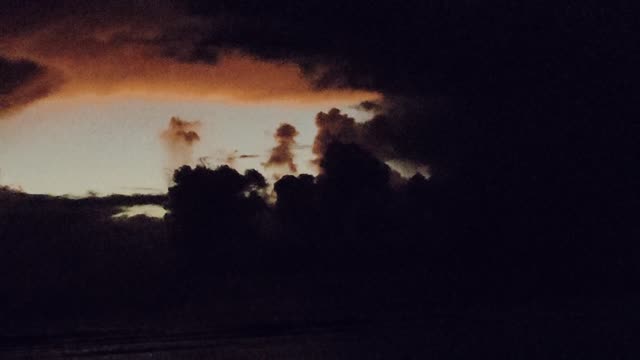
<box><xmin>0</xmin><ymin>94</ymin><xmax>374</xmax><ymax>195</ymax></box>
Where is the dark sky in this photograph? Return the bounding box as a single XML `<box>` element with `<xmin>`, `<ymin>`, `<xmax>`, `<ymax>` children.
<box><xmin>1</xmin><ymin>3</ymin><xmax>638</xmax><ymax>349</ymax></box>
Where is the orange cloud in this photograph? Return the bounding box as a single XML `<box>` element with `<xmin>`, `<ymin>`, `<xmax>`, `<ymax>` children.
<box><xmin>0</xmin><ymin>14</ymin><xmax>378</xmax><ymax>110</ymax></box>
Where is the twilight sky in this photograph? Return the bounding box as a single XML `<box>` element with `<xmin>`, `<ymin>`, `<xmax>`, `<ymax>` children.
<box><xmin>0</xmin><ymin>0</ymin><xmax>633</xmax><ymax>199</ymax></box>
<box><xmin>0</xmin><ymin>94</ymin><xmax>374</xmax><ymax>195</ymax></box>
<box><xmin>0</xmin><ymin>2</ymin><xmax>636</xmax><ymax>348</ymax></box>
<box><xmin>0</xmin><ymin>1</ymin><xmax>379</xmax><ymax>194</ymax></box>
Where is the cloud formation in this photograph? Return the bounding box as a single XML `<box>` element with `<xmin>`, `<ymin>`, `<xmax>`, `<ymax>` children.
<box><xmin>170</xmin><ymin>0</ymin><xmax>635</xmax><ymax>199</ymax></box>
<box><xmin>161</xmin><ymin>116</ymin><xmax>201</xmax><ymax>170</ymax></box>
<box><xmin>312</xmin><ymin>109</ymin><xmax>358</xmax><ymax>164</ymax></box>
<box><xmin>0</xmin><ymin>57</ymin><xmax>63</xmax><ymax>116</ymax></box>
<box><xmin>264</xmin><ymin>123</ymin><xmax>299</xmax><ymax>173</ymax></box>
<box><xmin>0</xmin><ymin>1</ymin><xmax>376</xmax><ymax>111</ymax></box>
<box><xmin>310</xmin><ymin>107</ymin><xmax>426</xmax><ymax>178</ymax></box>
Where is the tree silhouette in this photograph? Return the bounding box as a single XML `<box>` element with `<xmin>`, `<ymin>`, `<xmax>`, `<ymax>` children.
<box><xmin>166</xmin><ymin>165</ymin><xmax>268</xmax><ymax>283</ymax></box>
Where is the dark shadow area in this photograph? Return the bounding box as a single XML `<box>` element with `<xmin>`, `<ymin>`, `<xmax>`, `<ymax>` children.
<box><xmin>1</xmin><ymin>134</ymin><xmax>637</xmax><ymax>356</ymax></box>
<box><xmin>1</xmin><ymin>0</ymin><xmax>638</xmax><ymax>357</ymax></box>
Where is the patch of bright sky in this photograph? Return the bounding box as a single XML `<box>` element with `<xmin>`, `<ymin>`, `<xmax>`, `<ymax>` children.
<box><xmin>0</xmin><ymin>95</ymin><xmax>373</xmax><ymax>195</ymax></box>
<box><xmin>112</xmin><ymin>204</ymin><xmax>167</xmax><ymax>219</ymax></box>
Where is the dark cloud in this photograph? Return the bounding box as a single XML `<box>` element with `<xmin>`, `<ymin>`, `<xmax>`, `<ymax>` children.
<box><xmin>0</xmin><ymin>58</ymin><xmax>40</xmax><ymax>94</ymax></box>
<box><xmin>312</xmin><ymin>109</ymin><xmax>358</xmax><ymax>163</ymax></box>
<box><xmin>3</xmin><ymin>1</ymin><xmax>634</xmax><ymax>112</ymax></box>
<box><xmin>178</xmin><ymin>1</ymin><xmax>634</xmax><ymax>196</ymax></box>
<box><xmin>264</xmin><ymin>123</ymin><xmax>299</xmax><ymax>173</ymax></box>
<box><xmin>0</xmin><ymin>57</ymin><xmax>63</xmax><ymax>116</ymax></box>
<box><xmin>0</xmin><ymin>1</ymin><xmax>193</xmax><ymax>40</ymax></box>
<box><xmin>161</xmin><ymin>43</ymin><xmax>219</xmax><ymax>65</ymax></box>
<box><xmin>311</xmin><ymin>107</ymin><xmax>426</xmax><ymax>177</ymax></box>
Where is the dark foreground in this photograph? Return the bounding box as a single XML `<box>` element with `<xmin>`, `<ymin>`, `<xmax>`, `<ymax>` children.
<box><xmin>3</xmin><ymin>299</ymin><xmax>640</xmax><ymax>359</ymax></box>
<box><xmin>1</xmin><ymin>173</ymin><xmax>638</xmax><ymax>358</ymax></box>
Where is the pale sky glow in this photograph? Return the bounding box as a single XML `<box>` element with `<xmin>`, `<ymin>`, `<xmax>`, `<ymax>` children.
<box><xmin>113</xmin><ymin>205</ymin><xmax>167</xmax><ymax>219</ymax></box>
<box><xmin>0</xmin><ymin>95</ymin><xmax>373</xmax><ymax>195</ymax></box>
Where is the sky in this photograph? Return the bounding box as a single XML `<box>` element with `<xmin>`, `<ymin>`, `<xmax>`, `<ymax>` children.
<box><xmin>0</xmin><ymin>93</ymin><xmax>374</xmax><ymax>195</ymax></box>
<box><xmin>0</xmin><ymin>1</ymin><xmax>380</xmax><ymax>195</ymax></box>
<box><xmin>0</xmin><ymin>0</ymin><xmax>633</xmax><ymax>199</ymax></box>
